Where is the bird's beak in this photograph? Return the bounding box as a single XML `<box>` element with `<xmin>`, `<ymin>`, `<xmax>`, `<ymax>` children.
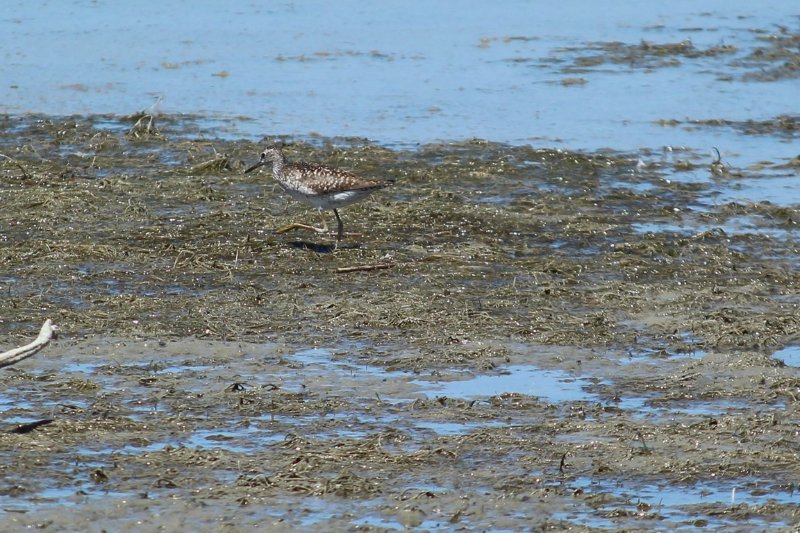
<box><xmin>245</xmin><ymin>159</ymin><xmax>265</xmax><ymax>174</ymax></box>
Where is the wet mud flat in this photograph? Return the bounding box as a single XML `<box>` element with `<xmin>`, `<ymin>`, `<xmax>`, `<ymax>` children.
<box><xmin>0</xmin><ymin>115</ymin><xmax>799</xmax><ymax>530</ymax></box>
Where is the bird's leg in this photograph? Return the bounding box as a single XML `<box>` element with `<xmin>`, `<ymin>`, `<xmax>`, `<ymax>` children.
<box><xmin>275</xmin><ymin>222</ymin><xmax>321</xmax><ymax>234</ymax></box>
<box><xmin>333</xmin><ymin>209</ymin><xmax>344</xmax><ymax>242</ymax></box>
<box><xmin>316</xmin><ymin>209</ymin><xmax>331</xmax><ymax>234</ymax></box>
<box><xmin>302</xmin><ymin>209</ymin><xmax>334</xmax><ymax>236</ymax></box>
<box><xmin>275</xmin><ymin>209</ymin><xmax>330</xmax><ymax>235</ymax></box>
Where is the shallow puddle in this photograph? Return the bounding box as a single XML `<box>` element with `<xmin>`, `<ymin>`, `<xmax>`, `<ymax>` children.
<box><xmin>773</xmin><ymin>345</ymin><xmax>800</xmax><ymax>367</ymax></box>
<box><xmin>562</xmin><ymin>476</ymin><xmax>798</xmax><ymax>530</ymax></box>
<box><xmin>414</xmin><ymin>360</ymin><xmax>779</xmax><ymax>420</ymax></box>
<box><xmin>415</xmin><ymin>365</ymin><xmax>592</xmax><ymax>403</ymax></box>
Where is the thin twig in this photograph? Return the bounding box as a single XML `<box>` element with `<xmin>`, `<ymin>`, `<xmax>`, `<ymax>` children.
<box><xmin>0</xmin><ymin>153</ymin><xmax>32</xmax><ymax>179</ymax></box>
<box><xmin>335</xmin><ymin>263</ymin><xmax>394</xmax><ymax>274</ymax></box>
<box><xmin>0</xmin><ymin>320</ymin><xmax>57</xmax><ymax>369</ymax></box>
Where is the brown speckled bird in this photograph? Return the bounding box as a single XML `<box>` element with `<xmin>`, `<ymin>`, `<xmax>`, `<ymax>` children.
<box><xmin>245</xmin><ymin>145</ymin><xmax>390</xmax><ymax>245</ymax></box>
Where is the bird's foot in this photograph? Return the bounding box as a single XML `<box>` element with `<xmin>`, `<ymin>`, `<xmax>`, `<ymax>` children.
<box><xmin>275</xmin><ymin>223</ymin><xmax>329</xmax><ymax>235</ymax></box>
<box><xmin>276</xmin><ymin>223</ymin><xmax>362</xmax><ymax>238</ymax></box>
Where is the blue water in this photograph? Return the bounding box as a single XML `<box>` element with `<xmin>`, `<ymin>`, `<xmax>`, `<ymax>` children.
<box><xmin>413</xmin><ymin>362</ymin><xmax>782</xmax><ymax>418</ymax></box>
<box><xmin>2</xmin><ymin>0</ymin><xmax>798</xmax><ymax>161</ymax></box>
<box><xmin>561</xmin><ymin>477</ymin><xmax>797</xmax><ymax>529</ymax></box>
<box><xmin>633</xmin><ymin>217</ymin><xmax>799</xmax><ymax>240</ymax></box>
<box><xmin>773</xmin><ymin>345</ymin><xmax>800</xmax><ymax>367</ymax></box>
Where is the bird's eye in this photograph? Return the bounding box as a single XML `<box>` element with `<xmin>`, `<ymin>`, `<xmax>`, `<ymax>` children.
<box><xmin>261</xmin><ymin>152</ymin><xmax>267</xmax><ymax>158</ymax></box>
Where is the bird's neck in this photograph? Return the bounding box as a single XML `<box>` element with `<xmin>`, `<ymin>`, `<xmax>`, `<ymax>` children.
<box><xmin>271</xmin><ymin>152</ymin><xmax>287</xmax><ymax>177</ymax></box>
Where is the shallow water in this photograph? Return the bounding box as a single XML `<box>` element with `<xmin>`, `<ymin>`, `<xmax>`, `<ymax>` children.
<box><xmin>773</xmin><ymin>345</ymin><xmax>800</xmax><ymax>367</ymax></box>
<box><xmin>3</xmin><ymin>1</ymin><xmax>798</xmax><ymax>158</ymax></box>
<box><xmin>416</xmin><ymin>365</ymin><xmax>591</xmax><ymax>403</ymax></box>
<box><xmin>564</xmin><ymin>476</ymin><xmax>798</xmax><ymax>530</ymax></box>
<box><xmin>1</xmin><ymin>330</ymin><xmax>799</xmax><ymax>528</ymax></box>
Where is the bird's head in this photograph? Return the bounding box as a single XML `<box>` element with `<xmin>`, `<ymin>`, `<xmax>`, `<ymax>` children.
<box><xmin>245</xmin><ymin>145</ymin><xmax>284</xmax><ymax>173</ymax></box>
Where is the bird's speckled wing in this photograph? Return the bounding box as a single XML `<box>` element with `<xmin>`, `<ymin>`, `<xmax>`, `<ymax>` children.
<box><xmin>287</xmin><ymin>162</ymin><xmax>390</xmax><ymax>196</ymax></box>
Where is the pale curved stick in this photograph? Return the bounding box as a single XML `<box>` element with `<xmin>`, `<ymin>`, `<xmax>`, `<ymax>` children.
<box><xmin>0</xmin><ymin>320</ymin><xmax>57</xmax><ymax>369</ymax></box>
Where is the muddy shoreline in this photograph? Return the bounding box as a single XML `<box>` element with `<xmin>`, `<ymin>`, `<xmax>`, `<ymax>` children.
<box><xmin>1</xmin><ymin>115</ymin><xmax>799</xmax><ymax>530</ymax></box>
